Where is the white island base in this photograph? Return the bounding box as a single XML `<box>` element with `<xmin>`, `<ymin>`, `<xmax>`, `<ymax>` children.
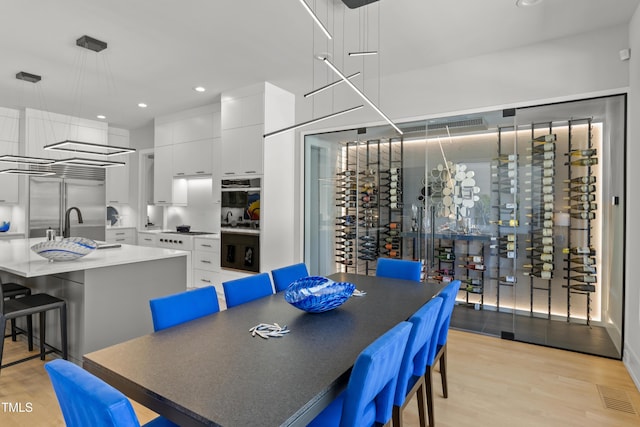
<box><xmin>0</xmin><ymin>239</ymin><xmax>188</xmax><ymax>363</ymax></box>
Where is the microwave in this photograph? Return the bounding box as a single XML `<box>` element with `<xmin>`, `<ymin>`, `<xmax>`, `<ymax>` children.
<box><xmin>221</xmin><ymin>191</ymin><xmax>248</xmax><ymax>208</ymax></box>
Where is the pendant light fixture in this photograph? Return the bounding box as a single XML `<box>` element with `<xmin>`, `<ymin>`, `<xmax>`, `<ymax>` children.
<box><xmin>304</xmin><ymin>72</ymin><xmax>361</xmax><ymax>98</ymax></box>
<box><xmin>44</xmin><ymin>140</ymin><xmax>135</xmax><ymax>156</ymax></box>
<box><xmin>264</xmin><ymin>105</ymin><xmax>363</xmax><ymax>139</ymax></box>
<box><xmin>298</xmin><ymin>0</ymin><xmax>332</xmax><ymax>40</ymax></box>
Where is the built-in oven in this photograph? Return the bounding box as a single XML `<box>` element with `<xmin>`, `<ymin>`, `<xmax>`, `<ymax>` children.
<box><xmin>221</xmin><ymin>232</ymin><xmax>260</xmax><ymax>273</ymax></box>
<box><xmin>221</xmin><ymin>178</ymin><xmax>261</xmax><ymax>230</ymax></box>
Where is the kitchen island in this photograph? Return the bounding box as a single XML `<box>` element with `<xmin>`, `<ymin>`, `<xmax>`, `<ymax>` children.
<box><xmin>0</xmin><ymin>238</ymin><xmax>189</xmax><ymax>362</ymax></box>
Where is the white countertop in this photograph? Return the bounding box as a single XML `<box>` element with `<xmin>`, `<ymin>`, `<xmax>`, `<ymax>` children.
<box><xmin>0</xmin><ymin>238</ymin><xmax>189</xmax><ymax>278</ymax></box>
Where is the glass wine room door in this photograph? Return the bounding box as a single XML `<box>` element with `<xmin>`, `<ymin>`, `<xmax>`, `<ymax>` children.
<box><xmin>304</xmin><ymin>94</ymin><xmax>625</xmax><ymax>359</ymax></box>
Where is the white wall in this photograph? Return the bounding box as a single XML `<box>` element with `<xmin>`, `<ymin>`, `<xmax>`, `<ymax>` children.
<box><xmin>625</xmin><ymin>7</ymin><xmax>640</xmax><ymax>390</ymax></box>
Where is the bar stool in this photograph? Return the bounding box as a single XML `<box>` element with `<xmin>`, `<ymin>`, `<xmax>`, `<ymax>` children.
<box><xmin>0</xmin><ymin>284</ymin><xmax>67</xmax><ymax>373</ymax></box>
<box><xmin>2</xmin><ymin>282</ymin><xmax>32</xmax><ymax>343</ymax></box>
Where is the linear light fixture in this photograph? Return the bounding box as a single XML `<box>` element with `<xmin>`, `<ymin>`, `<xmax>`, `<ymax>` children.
<box><xmin>53</xmin><ymin>158</ymin><xmax>125</xmax><ymax>168</ymax></box>
<box><xmin>44</xmin><ymin>140</ymin><xmax>135</xmax><ymax>156</ymax></box>
<box><xmin>0</xmin><ymin>169</ymin><xmax>55</xmax><ymax>176</ymax></box>
<box><xmin>298</xmin><ymin>0</ymin><xmax>332</xmax><ymax>40</ymax></box>
<box><xmin>264</xmin><ymin>105</ymin><xmax>364</xmax><ymax>139</ymax></box>
<box><xmin>348</xmin><ymin>51</ymin><xmax>378</xmax><ymax>57</ymax></box>
<box><xmin>0</xmin><ymin>155</ymin><xmax>55</xmax><ymax>165</ymax></box>
<box><xmin>322</xmin><ymin>58</ymin><xmax>403</xmax><ymax>135</ymax></box>
<box><xmin>304</xmin><ymin>72</ymin><xmax>361</xmax><ymax>98</ymax></box>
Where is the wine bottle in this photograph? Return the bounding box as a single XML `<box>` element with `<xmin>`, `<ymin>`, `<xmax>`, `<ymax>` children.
<box><xmin>335</xmin><ymin>220</ymin><xmax>356</xmax><ymax>227</ymax></box>
<box><xmin>336</xmin><ymin>260</ymin><xmax>353</xmax><ymax>266</ymax></box>
<box><xmin>570</xmin><ymin>211</ymin><xmax>596</xmax><ymax>220</ymax></box>
<box><xmin>335</xmin><ymin>202</ymin><xmax>357</xmax><ymax>208</ymax></box>
<box><xmin>569</xmin><ymin>275</ymin><xmax>597</xmax><ymax>283</ymax></box>
<box><xmin>436</xmin><ymin>246</ymin><xmax>454</xmax><ymax>253</ymax></box>
<box><xmin>464</xmin><ymin>255</ymin><xmax>484</xmax><ymax>263</ymax></box>
<box><xmin>360</xmin><ymin>242</ymin><xmax>377</xmax><ymax>249</ymax></box>
<box><xmin>525</xmin><ymin>177</ymin><xmax>554</xmax><ymax>186</ymax></box>
<box><xmin>539</xmin><ymin>253</ymin><xmax>554</xmax><ymax>263</ymax></box>
<box><xmin>380</xmin><ymin>174</ymin><xmax>400</xmax><ymax>182</ymax></box>
<box><xmin>380</xmin><ymin>202</ymin><xmax>403</xmax><ymax>209</ymax></box>
<box><xmin>381</xmin><ymin>250</ymin><xmax>400</xmax><ymax>258</ymax></box>
<box><xmin>498</xmin><ymin>249</ymin><xmax>516</xmax><ymax>259</ymax></box>
<box><xmin>568</xmin><ymin>148</ymin><xmax>597</xmax><ymax>157</ymax></box>
<box><xmin>490</xmin><ymin>219</ymin><xmax>519</xmax><ymax>226</ymax></box>
<box><xmin>496</xmin><ymin>234</ymin><xmax>516</xmax><ymax>242</ymax></box>
<box><xmin>568</xmin><ymin>202</ymin><xmax>597</xmax><ymax>211</ymax></box>
<box><xmin>566</xmin><ymin>157</ymin><xmax>598</xmax><ymax>167</ymax></box>
<box><xmin>336</xmin><ymin>253</ymin><xmax>354</xmax><ymax>260</ymax></box>
<box><xmin>435</xmin><ymin>268</ymin><xmax>456</xmax><ymax>275</ymax></box>
<box><xmin>498</xmin><ymin>242</ymin><xmax>516</xmax><ymax>251</ymax></box>
<box><xmin>526</xmin><ymin>151</ymin><xmax>555</xmax><ymax>160</ymax></box>
<box><xmin>526</xmin><ymin>211</ymin><xmax>554</xmax><ymax>220</ymax></box>
<box><xmin>523</xmin><ymin>262</ymin><xmax>553</xmax><ymax>271</ymax></box>
<box><xmin>388</xmin><ymin>188</ymin><xmax>402</xmax><ymax>196</ymax></box>
<box><xmin>493</xmin><ymin>169</ymin><xmax>517</xmax><ymax>178</ymax></box>
<box><xmin>464</xmin><ymin>285</ymin><xmax>483</xmax><ymax>293</ymax></box>
<box><xmin>499</xmin><ymin>275</ymin><xmax>517</xmax><ymax>283</ymax></box>
<box><xmin>526</xmin><ymin>194</ymin><xmax>554</xmax><ymax>203</ymax></box>
<box><xmin>379</xmin><ymin>195</ymin><xmax>399</xmax><ymax>203</ymax></box>
<box><xmin>564</xmin><ymin>193</ymin><xmax>596</xmax><ymax>202</ymax></box>
<box><xmin>495</xmin><ymin>154</ymin><xmax>519</xmax><ymax>162</ymax></box>
<box><xmin>524</xmin><ymin>270</ymin><xmax>552</xmax><ymax>280</ymax></box>
<box><xmin>564</xmin><ymin>284</ymin><xmax>596</xmax><ymax>292</ymax></box>
<box><xmin>526</xmin><ymin>236</ymin><xmax>553</xmax><ymax>246</ymax></box>
<box><xmin>336</xmin><ymin>214</ymin><xmax>356</xmax><ymax>221</ymax></box>
<box><xmin>432</xmin><ymin>275</ymin><xmax>454</xmax><ymax>283</ymax></box>
<box><xmin>383</xmin><ymin>243</ymin><xmax>400</xmax><ymax>250</ymax></box>
<box><xmin>459</xmin><ymin>263</ymin><xmax>485</xmax><ymax>271</ymax></box>
<box><xmin>564</xmin><ymin>184</ymin><xmax>596</xmax><ymax>193</ymax></box>
<box><xmin>336</xmin><ymin>189</ymin><xmax>358</xmax><ymax>196</ymax></box>
<box><xmin>435</xmin><ymin>253</ymin><xmax>456</xmax><ymax>261</ymax></box>
<box><xmin>528</xmin><ymin>141</ymin><xmax>555</xmax><ymax>153</ymax></box>
<box><xmin>529</xmin><ymin>228</ymin><xmax>553</xmax><ymax>237</ymax></box>
<box><xmin>528</xmin><ymin>159</ymin><xmax>555</xmax><ymax>169</ymax></box>
<box><xmin>532</xmin><ymin>134</ymin><xmax>556</xmax><ymax>143</ymax></box>
<box><xmin>524</xmin><ymin>185</ymin><xmax>553</xmax><ymax>194</ymax></box>
<box><xmin>337</xmin><ymin>240</ymin><xmax>353</xmax><ymax>247</ymax></box>
<box><xmin>358</xmin><ymin>255</ymin><xmax>377</xmax><ymax>261</ymax></box>
<box><xmin>567</xmin><ymin>265</ymin><xmax>597</xmax><ymax>274</ymax></box>
<box><xmin>359</xmin><ymin>235</ymin><xmax>376</xmax><ymax>242</ymax></box>
<box><xmin>383</xmin><ymin>237</ymin><xmax>399</xmax><ymax>243</ymax></box>
<box><xmin>563</xmin><ymin>247</ymin><xmax>596</xmax><ymax>256</ymax></box>
<box><xmin>564</xmin><ymin>176</ymin><xmax>596</xmax><ymax>185</ymax></box>
<box><xmin>526</xmin><ymin>245</ymin><xmax>554</xmax><ymax>254</ymax></box>
<box><xmin>570</xmin><ymin>256</ymin><xmax>595</xmax><ymax>265</ymax></box>
<box><xmin>382</xmin><ymin>230</ymin><xmax>400</xmax><ymax>237</ymax></box>
<box><xmin>336</xmin><ymin>170</ymin><xmax>356</xmax><ymax>176</ymax></box>
<box><xmin>336</xmin><ymin>247</ymin><xmax>353</xmax><ymax>253</ymax></box>
<box><xmin>336</xmin><ymin>233</ymin><xmax>356</xmax><ymax>240</ymax></box>
<box><xmin>499</xmin><ymin>187</ymin><xmax>518</xmax><ymax>195</ymax></box>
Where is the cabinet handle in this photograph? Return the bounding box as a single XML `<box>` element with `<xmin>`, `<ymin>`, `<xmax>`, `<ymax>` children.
<box><xmin>176</xmin><ymin>172</ymin><xmax>185</xmax><ymax>176</ymax></box>
<box><xmin>201</xmin><ymin>260</ymin><xmax>212</xmax><ymax>264</ymax></box>
<box><xmin>196</xmin><ymin>171</ymin><xmax>205</xmax><ymax>174</ymax></box>
<box><xmin>116</xmin><ymin>238</ymin><xmax>126</xmax><ymax>242</ymax></box>
<box><xmin>200</xmin><ymin>279</ymin><xmax>212</xmax><ymax>283</ymax></box>
<box><xmin>108</xmin><ymin>200</ymin><xmax>119</xmax><ymax>203</ymax></box>
<box><xmin>200</xmin><ymin>244</ymin><xmax>212</xmax><ymax>248</ymax></box>
<box><xmin>224</xmin><ymin>172</ymin><xmax>235</xmax><ymax>175</ymax></box>
<box><xmin>244</xmin><ymin>170</ymin><xmax>256</xmax><ymax>174</ymax></box>
<box><xmin>144</xmin><ymin>238</ymin><xmax>152</xmax><ymax>242</ymax></box>
<box><xmin>157</xmin><ymin>200</ymin><xmax>167</xmax><ymax>203</ymax></box>
<box><xmin>116</xmin><ymin>232</ymin><xmax>125</xmax><ymax>236</ymax></box>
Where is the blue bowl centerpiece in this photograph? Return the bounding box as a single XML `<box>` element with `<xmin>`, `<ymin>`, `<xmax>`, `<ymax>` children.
<box><xmin>31</xmin><ymin>237</ymin><xmax>97</xmax><ymax>262</ymax></box>
<box><xmin>0</xmin><ymin>221</ymin><xmax>10</xmax><ymax>232</ymax></box>
<box><xmin>284</xmin><ymin>276</ymin><xmax>355</xmax><ymax>313</ymax></box>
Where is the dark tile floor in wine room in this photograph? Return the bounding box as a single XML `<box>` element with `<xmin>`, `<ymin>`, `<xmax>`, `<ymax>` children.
<box><xmin>450</xmin><ymin>305</ymin><xmax>620</xmax><ymax>359</ymax></box>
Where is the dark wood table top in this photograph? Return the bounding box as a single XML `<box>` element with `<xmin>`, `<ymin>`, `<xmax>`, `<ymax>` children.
<box><xmin>83</xmin><ymin>273</ymin><xmax>445</xmax><ymax>427</ymax></box>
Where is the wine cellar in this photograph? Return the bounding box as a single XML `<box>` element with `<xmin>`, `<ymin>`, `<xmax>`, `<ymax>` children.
<box><xmin>308</xmin><ymin>94</ymin><xmax>625</xmax><ymax>358</ymax></box>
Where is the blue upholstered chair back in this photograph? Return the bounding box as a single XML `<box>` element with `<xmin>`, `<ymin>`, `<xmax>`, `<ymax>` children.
<box><xmin>341</xmin><ymin>321</ymin><xmax>412</xmax><ymax>426</ymax></box>
<box><xmin>45</xmin><ymin>359</ymin><xmax>143</xmax><ymax>427</ymax></box>
<box><xmin>375</xmin><ymin>258</ymin><xmax>422</xmax><ymax>282</ymax></box>
<box><xmin>222</xmin><ymin>272</ymin><xmax>274</xmax><ymax>308</ymax></box>
<box><xmin>271</xmin><ymin>263</ymin><xmax>309</xmax><ymax>292</ymax></box>
<box><xmin>427</xmin><ymin>280</ymin><xmax>461</xmax><ymax>365</ymax></box>
<box><xmin>394</xmin><ymin>297</ymin><xmax>443</xmax><ymax>406</ymax></box>
<box><xmin>149</xmin><ymin>286</ymin><xmax>220</xmax><ymax>332</ymax></box>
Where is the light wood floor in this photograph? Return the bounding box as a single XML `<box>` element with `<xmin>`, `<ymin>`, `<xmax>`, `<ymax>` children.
<box><xmin>1</xmin><ymin>329</ymin><xmax>639</xmax><ymax>426</ymax></box>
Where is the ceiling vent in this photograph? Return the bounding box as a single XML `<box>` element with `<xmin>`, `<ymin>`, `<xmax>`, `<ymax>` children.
<box><xmin>76</xmin><ymin>35</ymin><xmax>107</xmax><ymax>52</ymax></box>
<box><xmin>342</xmin><ymin>0</ymin><xmax>379</xmax><ymax>9</ymax></box>
<box><xmin>399</xmin><ymin>118</ymin><xmax>489</xmax><ymax>136</ymax></box>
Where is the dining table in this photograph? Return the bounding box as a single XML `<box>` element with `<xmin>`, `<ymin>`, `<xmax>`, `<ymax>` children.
<box><xmin>83</xmin><ymin>272</ymin><xmax>446</xmax><ymax>427</ymax></box>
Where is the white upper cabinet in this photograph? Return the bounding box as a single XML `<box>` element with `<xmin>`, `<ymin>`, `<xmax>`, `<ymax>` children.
<box><xmin>173</xmin><ymin>139</ymin><xmax>213</xmax><ymax>177</ymax></box>
<box><xmin>0</xmin><ymin>108</ymin><xmax>20</xmax><ymax>204</ymax></box>
<box><xmin>106</xmin><ymin>127</ymin><xmax>130</xmax><ymax>204</ymax></box>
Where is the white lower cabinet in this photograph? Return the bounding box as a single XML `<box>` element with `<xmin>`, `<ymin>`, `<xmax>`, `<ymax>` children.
<box><xmin>193</xmin><ymin>237</ymin><xmax>225</xmax><ymax>309</ymax></box>
<box><xmin>137</xmin><ymin>232</ymin><xmax>157</xmax><ymax>247</ymax></box>
<box><xmin>106</xmin><ymin>228</ymin><xmax>136</xmax><ymax>244</ymax></box>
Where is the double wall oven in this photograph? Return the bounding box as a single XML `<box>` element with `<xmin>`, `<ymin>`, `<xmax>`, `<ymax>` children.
<box><xmin>220</xmin><ymin>178</ymin><xmax>260</xmax><ymax>273</ymax></box>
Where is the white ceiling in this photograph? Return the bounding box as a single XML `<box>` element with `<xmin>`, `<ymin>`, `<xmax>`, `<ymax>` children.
<box><xmin>1</xmin><ymin>0</ymin><xmax>638</xmax><ymax>130</ymax></box>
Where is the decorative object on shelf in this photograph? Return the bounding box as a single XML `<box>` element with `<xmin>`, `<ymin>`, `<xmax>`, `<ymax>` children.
<box><xmin>106</xmin><ymin>206</ymin><xmax>119</xmax><ymax>226</ymax></box>
<box><xmin>284</xmin><ymin>276</ymin><xmax>355</xmax><ymax>313</ymax></box>
<box><xmin>0</xmin><ymin>221</ymin><xmax>9</xmax><ymax>232</ymax></box>
<box><xmin>31</xmin><ymin>237</ymin><xmax>97</xmax><ymax>262</ymax></box>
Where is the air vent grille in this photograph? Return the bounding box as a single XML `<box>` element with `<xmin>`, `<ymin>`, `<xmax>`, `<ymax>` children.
<box><xmin>400</xmin><ymin>118</ymin><xmax>488</xmax><ymax>135</ymax></box>
<box><xmin>29</xmin><ymin>164</ymin><xmax>105</xmax><ymax>181</ymax></box>
<box><xmin>597</xmin><ymin>384</ymin><xmax>638</xmax><ymax>415</ymax></box>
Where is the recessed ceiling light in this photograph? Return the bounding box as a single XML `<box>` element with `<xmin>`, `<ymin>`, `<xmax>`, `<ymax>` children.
<box><xmin>138</xmin><ymin>103</ymin><xmax>148</xmax><ymax>108</ymax></box>
<box><xmin>194</xmin><ymin>86</ymin><xmax>206</xmax><ymax>93</ymax></box>
<box><xmin>516</xmin><ymin>0</ymin><xmax>543</xmax><ymax>7</ymax></box>
<box><xmin>96</xmin><ymin>114</ymin><xmax>106</xmax><ymax>120</ymax></box>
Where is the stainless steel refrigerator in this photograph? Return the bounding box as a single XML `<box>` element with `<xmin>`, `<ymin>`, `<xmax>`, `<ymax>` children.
<box><xmin>29</xmin><ymin>176</ymin><xmax>106</xmax><ymax>241</ymax></box>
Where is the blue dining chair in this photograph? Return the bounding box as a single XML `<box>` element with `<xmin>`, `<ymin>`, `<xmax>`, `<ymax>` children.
<box><xmin>45</xmin><ymin>359</ymin><xmax>178</xmax><ymax>427</ymax></box>
<box><xmin>222</xmin><ymin>272</ymin><xmax>274</xmax><ymax>308</ymax></box>
<box><xmin>308</xmin><ymin>321</ymin><xmax>412</xmax><ymax>427</ymax></box>
<box><xmin>375</xmin><ymin>258</ymin><xmax>422</xmax><ymax>282</ymax></box>
<box><xmin>425</xmin><ymin>279</ymin><xmax>461</xmax><ymax>427</ymax></box>
<box><xmin>271</xmin><ymin>263</ymin><xmax>309</xmax><ymax>292</ymax></box>
<box><xmin>393</xmin><ymin>296</ymin><xmax>443</xmax><ymax>427</ymax></box>
<box><xmin>149</xmin><ymin>286</ymin><xmax>220</xmax><ymax>332</ymax></box>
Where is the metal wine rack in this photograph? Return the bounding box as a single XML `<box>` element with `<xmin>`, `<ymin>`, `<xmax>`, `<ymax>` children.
<box><xmin>564</xmin><ymin>118</ymin><xmax>597</xmax><ymax>325</ymax></box>
<box><xmin>491</xmin><ymin>126</ymin><xmax>519</xmax><ymax>311</ymax></box>
<box><xmin>524</xmin><ymin>124</ymin><xmax>555</xmax><ymax>319</ymax></box>
<box><xmin>334</xmin><ymin>138</ymin><xmax>404</xmax><ymax>276</ymax></box>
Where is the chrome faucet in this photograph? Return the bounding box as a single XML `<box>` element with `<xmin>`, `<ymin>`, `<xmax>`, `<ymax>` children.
<box><xmin>63</xmin><ymin>207</ymin><xmax>83</xmax><ymax>238</ymax></box>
